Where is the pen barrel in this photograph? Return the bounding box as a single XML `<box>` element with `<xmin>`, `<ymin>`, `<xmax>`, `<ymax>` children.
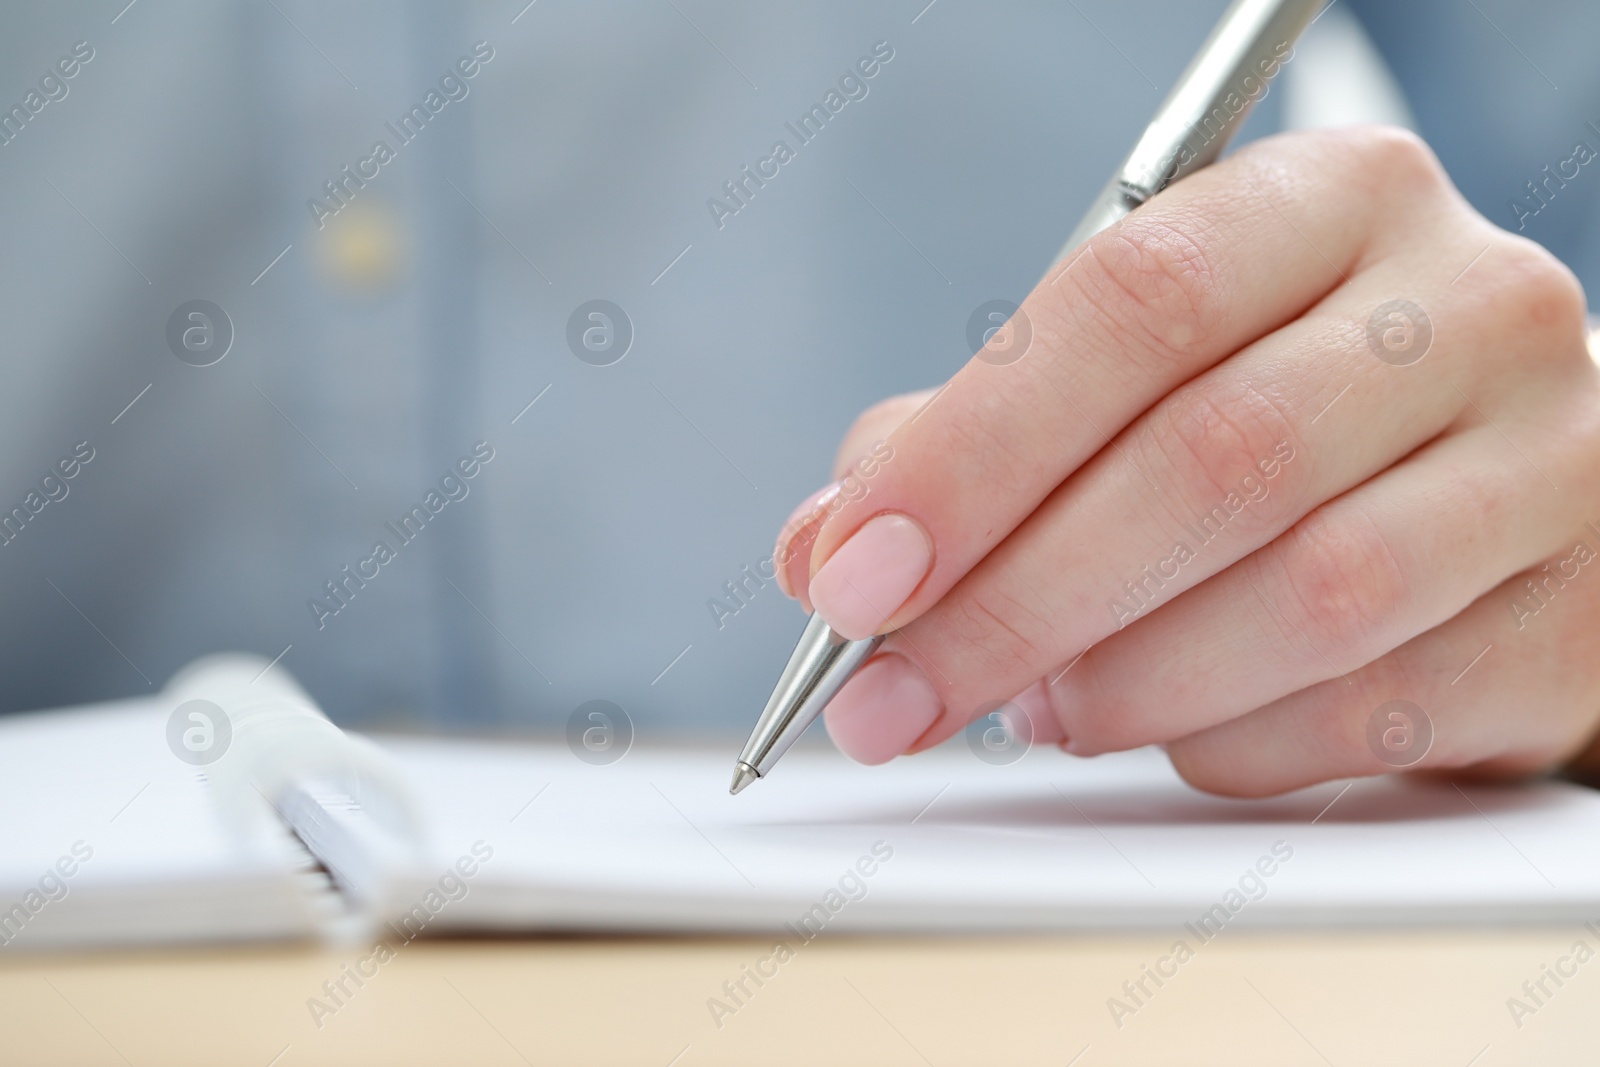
<box><xmin>1057</xmin><ymin>178</ymin><xmax>1146</xmax><ymax>262</ymax></box>
<box><xmin>1052</xmin><ymin>0</ymin><xmax>1326</xmax><ymax>266</ymax></box>
<box><xmin>740</xmin><ymin>0</ymin><xmax>1328</xmax><ymax>791</ymax></box>
<box><xmin>738</xmin><ymin>614</ymin><xmax>884</xmax><ymax>778</ymax></box>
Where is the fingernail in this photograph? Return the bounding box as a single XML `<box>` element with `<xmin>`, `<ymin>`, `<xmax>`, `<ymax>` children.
<box><xmin>774</xmin><ymin>483</ymin><xmax>840</xmax><ymax>603</ymax></box>
<box><xmin>809</xmin><ymin>513</ymin><xmax>933</xmax><ymax>640</ymax></box>
<box><xmin>823</xmin><ymin>654</ymin><xmax>942</xmax><ymax>764</ymax></box>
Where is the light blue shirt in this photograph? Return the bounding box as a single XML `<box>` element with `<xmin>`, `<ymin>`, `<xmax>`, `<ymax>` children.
<box><xmin>0</xmin><ymin>1</ymin><xmax>1592</xmax><ymax>736</ymax></box>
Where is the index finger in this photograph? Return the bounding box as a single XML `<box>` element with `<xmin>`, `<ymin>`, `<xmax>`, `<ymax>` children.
<box><xmin>801</xmin><ymin>128</ymin><xmax>1409</xmax><ymax>642</ymax></box>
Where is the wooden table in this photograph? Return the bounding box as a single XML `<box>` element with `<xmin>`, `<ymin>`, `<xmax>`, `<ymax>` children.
<box><xmin>2</xmin><ymin>929</ymin><xmax>1593</xmax><ymax>1065</ymax></box>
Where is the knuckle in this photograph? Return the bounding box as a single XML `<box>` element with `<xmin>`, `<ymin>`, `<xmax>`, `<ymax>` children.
<box><xmin>1074</xmin><ymin>214</ymin><xmax>1226</xmax><ymax>368</ymax></box>
<box><xmin>942</xmin><ymin>587</ymin><xmax>1061</xmax><ymax>682</ymax></box>
<box><xmin>1344</xmin><ymin>125</ymin><xmax>1448</xmax><ymax>198</ymax></box>
<box><xmin>1272</xmin><ymin>508</ymin><xmax>1410</xmax><ymax>660</ymax></box>
<box><xmin>1148</xmin><ymin>379</ymin><xmax>1301</xmax><ymax>537</ymax></box>
<box><xmin>1483</xmin><ymin>233</ymin><xmax>1589</xmax><ymax>345</ymax></box>
<box><xmin>922</xmin><ymin>401</ymin><xmax>1043</xmax><ymax>505</ymax></box>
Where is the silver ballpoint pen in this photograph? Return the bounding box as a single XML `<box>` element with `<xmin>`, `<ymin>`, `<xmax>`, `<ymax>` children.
<box><xmin>731</xmin><ymin>0</ymin><xmax>1328</xmax><ymax>795</ymax></box>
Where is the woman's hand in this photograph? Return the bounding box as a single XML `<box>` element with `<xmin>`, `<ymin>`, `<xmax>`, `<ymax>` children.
<box><xmin>773</xmin><ymin>125</ymin><xmax>1600</xmax><ymax>797</ymax></box>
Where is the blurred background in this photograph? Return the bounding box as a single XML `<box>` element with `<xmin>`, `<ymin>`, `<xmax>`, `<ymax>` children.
<box><xmin>0</xmin><ymin>0</ymin><xmax>1593</xmax><ymax>737</ymax></box>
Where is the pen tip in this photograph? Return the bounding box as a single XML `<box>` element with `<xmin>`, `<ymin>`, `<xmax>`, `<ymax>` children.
<box><xmin>729</xmin><ymin>763</ymin><xmax>758</xmax><ymax>796</ymax></box>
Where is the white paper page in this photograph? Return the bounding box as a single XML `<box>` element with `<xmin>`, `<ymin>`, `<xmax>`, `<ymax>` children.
<box><xmin>0</xmin><ymin>699</ymin><xmax>326</xmax><ymax>951</ymax></box>
<box><xmin>376</xmin><ymin>736</ymin><xmax>1600</xmax><ymax>933</ymax></box>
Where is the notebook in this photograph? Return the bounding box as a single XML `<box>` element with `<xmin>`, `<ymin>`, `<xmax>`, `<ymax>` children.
<box><xmin>4</xmin><ymin>653</ymin><xmax>1599</xmax><ymax>953</ymax></box>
